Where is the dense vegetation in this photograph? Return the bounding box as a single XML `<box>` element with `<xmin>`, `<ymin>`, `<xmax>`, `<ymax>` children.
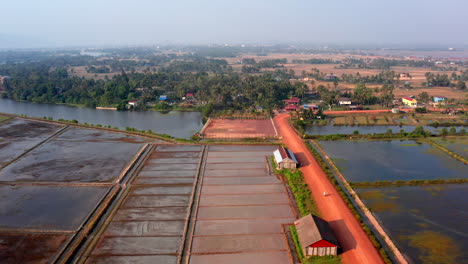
<box><xmin>0</xmin><ymin>55</ymin><xmax>302</xmax><ymax>113</ymax></box>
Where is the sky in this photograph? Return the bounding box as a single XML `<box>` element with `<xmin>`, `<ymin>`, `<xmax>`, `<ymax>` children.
<box><xmin>1</xmin><ymin>0</ymin><xmax>468</xmax><ymax>48</ymax></box>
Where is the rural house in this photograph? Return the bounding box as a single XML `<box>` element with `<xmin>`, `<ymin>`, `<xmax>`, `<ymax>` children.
<box><xmin>433</xmin><ymin>96</ymin><xmax>447</xmax><ymax>103</ymax></box>
<box><xmin>294</xmin><ymin>214</ymin><xmax>339</xmax><ymax>256</ymax></box>
<box><xmin>326</xmin><ymin>74</ymin><xmax>337</xmax><ymax>80</ymax></box>
<box><xmin>284</xmin><ymin>104</ymin><xmax>300</xmax><ymax>112</ymax></box>
<box><xmin>402</xmin><ymin>97</ymin><xmax>417</xmax><ymax>107</ymax></box>
<box><xmin>273</xmin><ymin>146</ymin><xmax>298</xmax><ymax>169</ymax></box>
<box><xmin>338</xmin><ymin>97</ymin><xmax>352</xmax><ymax>105</ymax></box>
<box><xmin>284</xmin><ymin>97</ymin><xmax>300</xmax><ymax>105</ymax></box>
<box><xmin>128</xmin><ymin>100</ymin><xmax>139</xmax><ymax>107</ymax></box>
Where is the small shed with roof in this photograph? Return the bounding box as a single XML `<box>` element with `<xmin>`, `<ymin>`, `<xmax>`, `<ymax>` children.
<box><xmin>273</xmin><ymin>146</ymin><xmax>298</xmax><ymax>169</ymax></box>
<box><xmin>294</xmin><ymin>214</ymin><xmax>339</xmax><ymax>256</ymax></box>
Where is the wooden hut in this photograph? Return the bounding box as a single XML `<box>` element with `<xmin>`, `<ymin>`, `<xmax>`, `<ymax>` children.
<box><xmin>273</xmin><ymin>146</ymin><xmax>298</xmax><ymax>169</ymax></box>
<box><xmin>294</xmin><ymin>214</ymin><xmax>339</xmax><ymax>256</ymax></box>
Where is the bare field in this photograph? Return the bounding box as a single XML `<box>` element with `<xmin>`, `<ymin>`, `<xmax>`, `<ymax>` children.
<box><xmin>202</xmin><ymin>119</ymin><xmax>277</xmax><ymax>139</ymax></box>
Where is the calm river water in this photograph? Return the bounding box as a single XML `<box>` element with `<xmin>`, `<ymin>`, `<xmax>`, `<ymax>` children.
<box><xmin>0</xmin><ymin>98</ymin><xmax>203</xmax><ymax>139</ymax></box>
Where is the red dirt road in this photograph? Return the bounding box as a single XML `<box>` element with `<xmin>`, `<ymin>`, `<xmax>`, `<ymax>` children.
<box><xmin>274</xmin><ymin>113</ymin><xmax>384</xmax><ymax>264</ymax></box>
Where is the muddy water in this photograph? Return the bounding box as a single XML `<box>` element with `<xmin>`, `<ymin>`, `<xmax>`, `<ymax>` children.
<box><xmin>0</xmin><ymin>233</ymin><xmax>70</xmax><ymax>264</ymax></box>
<box><xmin>0</xmin><ymin>119</ymin><xmax>62</xmax><ymax>166</ymax></box>
<box><xmin>0</xmin><ymin>185</ymin><xmax>109</xmax><ymax>231</ymax></box>
<box><xmin>355</xmin><ymin>184</ymin><xmax>468</xmax><ymax>264</ymax></box>
<box><xmin>319</xmin><ymin>140</ymin><xmax>467</xmax><ymax>182</ymax></box>
<box><xmin>0</xmin><ymin>98</ymin><xmax>203</xmax><ymax>139</ymax></box>
<box><xmin>0</xmin><ymin>140</ymin><xmax>142</xmax><ymax>182</ymax></box>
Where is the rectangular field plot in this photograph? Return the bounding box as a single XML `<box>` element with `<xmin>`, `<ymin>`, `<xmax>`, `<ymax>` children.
<box><xmin>138</xmin><ymin>170</ymin><xmax>197</xmax><ymax>177</ymax></box>
<box><xmin>356</xmin><ymin>184</ymin><xmax>468</xmax><ymax>264</ymax></box>
<box><xmin>86</xmin><ymin>255</ymin><xmax>177</xmax><ymax>264</ymax></box>
<box><xmin>206</xmin><ymin>156</ymin><xmax>267</xmax><ymax>163</ymax></box>
<box><xmin>0</xmin><ymin>185</ymin><xmax>109</xmax><ymax>231</ymax></box>
<box><xmin>0</xmin><ymin>140</ymin><xmax>142</xmax><ymax>182</ymax></box>
<box><xmin>207</xmin><ymin>151</ymin><xmax>272</xmax><ymax>158</ymax></box>
<box><xmin>143</xmin><ymin>163</ymin><xmax>198</xmax><ymax>171</ymax></box>
<box><xmin>199</xmin><ymin>193</ymin><xmax>290</xmax><ymax>206</ymax></box>
<box><xmin>91</xmin><ymin>236</ymin><xmax>181</xmax><ymax>255</ymax></box>
<box><xmin>205</xmin><ymin>163</ymin><xmax>266</xmax><ymax>170</ymax></box>
<box><xmin>122</xmin><ymin>195</ymin><xmax>190</xmax><ymax>208</ymax></box>
<box><xmin>190</xmin><ymin>251</ymin><xmax>291</xmax><ymax>264</ymax></box>
<box><xmin>0</xmin><ymin>233</ymin><xmax>71</xmax><ymax>264</ymax></box>
<box><xmin>191</xmin><ymin>234</ymin><xmax>287</xmax><ymax>253</ymax></box>
<box><xmin>201</xmin><ymin>184</ymin><xmax>286</xmax><ymax>195</ymax></box>
<box><xmin>156</xmin><ymin>145</ymin><xmax>203</xmax><ymax>152</ymax></box>
<box><xmin>146</xmin><ymin>157</ymin><xmax>200</xmax><ymax>164</ymax></box>
<box><xmin>103</xmin><ymin>220</ymin><xmax>185</xmax><ymax>237</ymax></box>
<box><xmin>204</xmin><ymin>169</ymin><xmax>267</xmax><ymax>177</ymax></box>
<box><xmin>0</xmin><ymin>118</ymin><xmax>62</xmax><ymax>166</ymax></box>
<box><xmin>208</xmin><ymin>145</ymin><xmax>276</xmax><ymax>152</ymax></box>
<box><xmin>194</xmin><ymin>218</ymin><xmax>294</xmax><ymax>236</ymax></box>
<box><xmin>134</xmin><ymin>177</ymin><xmax>195</xmax><ymax>185</ymax></box>
<box><xmin>197</xmin><ymin>205</ymin><xmax>294</xmax><ymax>219</ymax></box>
<box><xmin>55</xmin><ymin>127</ymin><xmax>151</xmax><ymax>143</ymax></box>
<box><xmin>202</xmin><ymin>119</ymin><xmax>277</xmax><ymax>139</ymax></box>
<box><xmin>203</xmin><ymin>176</ymin><xmax>280</xmax><ymax>185</ymax></box>
<box><xmin>151</xmin><ymin>151</ymin><xmax>202</xmax><ymax>158</ymax></box>
<box><xmin>130</xmin><ymin>186</ymin><xmax>193</xmax><ymax>195</ymax></box>
<box><xmin>318</xmin><ymin>140</ymin><xmax>468</xmax><ymax>182</ymax></box>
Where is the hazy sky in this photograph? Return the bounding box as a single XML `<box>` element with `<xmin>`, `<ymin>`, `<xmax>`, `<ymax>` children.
<box><xmin>2</xmin><ymin>0</ymin><xmax>468</xmax><ymax>48</ymax></box>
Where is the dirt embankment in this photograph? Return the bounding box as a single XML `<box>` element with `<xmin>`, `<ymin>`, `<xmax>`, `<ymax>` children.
<box><xmin>274</xmin><ymin>113</ymin><xmax>384</xmax><ymax>264</ymax></box>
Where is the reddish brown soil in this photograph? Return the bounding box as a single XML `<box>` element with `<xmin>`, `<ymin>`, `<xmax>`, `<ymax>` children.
<box><xmin>274</xmin><ymin>113</ymin><xmax>384</xmax><ymax>264</ymax></box>
<box><xmin>202</xmin><ymin>119</ymin><xmax>277</xmax><ymax>139</ymax></box>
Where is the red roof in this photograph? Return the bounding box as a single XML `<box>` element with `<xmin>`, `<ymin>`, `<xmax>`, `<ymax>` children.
<box><xmin>285</xmin><ymin>97</ymin><xmax>300</xmax><ymax>103</ymax></box>
<box><xmin>403</xmin><ymin>97</ymin><xmax>415</xmax><ymax>101</ymax></box>
<box><xmin>284</xmin><ymin>104</ymin><xmax>300</xmax><ymax>110</ymax></box>
<box><xmin>186</xmin><ymin>93</ymin><xmax>194</xmax><ymax>97</ymax></box>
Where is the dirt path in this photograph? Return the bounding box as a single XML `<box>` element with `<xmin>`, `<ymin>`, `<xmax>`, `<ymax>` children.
<box><xmin>273</xmin><ymin>113</ymin><xmax>384</xmax><ymax>264</ymax></box>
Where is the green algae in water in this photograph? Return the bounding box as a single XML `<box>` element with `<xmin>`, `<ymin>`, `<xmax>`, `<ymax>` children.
<box><xmin>400</xmin><ymin>143</ymin><xmax>422</xmax><ymax>147</ymax></box>
<box><xmin>404</xmin><ymin>230</ymin><xmax>462</xmax><ymax>264</ymax></box>
<box><xmin>359</xmin><ymin>190</ymin><xmax>385</xmax><ymax>199</ymax></box>
<box><xmin>359</xmin><ymin>190</ymin><xmax>400</xmax><ymax>213</ymax></box>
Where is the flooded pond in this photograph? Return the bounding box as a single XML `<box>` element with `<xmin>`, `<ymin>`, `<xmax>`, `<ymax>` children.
<box><xmin>306</xmin><ymin>125</ymin><xmax>465</xmax><ymax>135</ymax></box>
<box><xmin>356</xmin><ymin>184</ymin><xmax>468</xmax><ymax>264</ymax></box>
<box><xmin>0</xmin><ymin>98</ymin><xmax>203</xmax><ymax>139</ymax></box>
<box><xmin>318</xmin><ymin>140</ymin><xmax>467</xmax><ymax>182</ymax></box>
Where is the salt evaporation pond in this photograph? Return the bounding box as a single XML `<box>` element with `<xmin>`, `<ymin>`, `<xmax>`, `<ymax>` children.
<box><xmin>355</xmin><ymin>184</ymin><xmax>468</xmax><ymax>264</ymax></box>
<box><xmin>318</xmin><ymin>140</ymin><xmax>467</xmax><ymax>182</ymax></box>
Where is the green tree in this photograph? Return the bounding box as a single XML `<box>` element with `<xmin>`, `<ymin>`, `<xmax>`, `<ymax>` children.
<box><xmin>379</xmin><ymin>84</ymin><xmax>394</xmax><ymax>107</ymax></box>
<box><xmin>418</xmin><ymin>92</ymin><xmax>431</xmax><ymax>102</ymax></box>
<box><xmin>353</xmin><ymin>83</ymin><xmax>375</xmax><ymax>105</ymax></box>
<box><xmin>456</xmin><ymin>80</ymin><xmax>466</xmax><ymax>90</ymax></box>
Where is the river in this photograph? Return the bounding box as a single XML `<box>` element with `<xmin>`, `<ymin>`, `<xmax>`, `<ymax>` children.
<box><xmin>0</xmin><ymin>98</ymin><xmax>203</xmax><ymax>139</ymax></box>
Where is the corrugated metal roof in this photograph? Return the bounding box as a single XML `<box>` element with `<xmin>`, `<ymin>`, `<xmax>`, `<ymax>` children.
<box><xmin>294</xmin><ymin>214</ymin><xmax>339</xmax><ymax>249</ymax></box>
<box><xmin>274</xmin><ymin>146</ymin><xmax>298</xmax><ymax>164</ymax></box>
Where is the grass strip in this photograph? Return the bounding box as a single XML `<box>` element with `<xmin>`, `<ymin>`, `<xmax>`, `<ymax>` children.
<box><xmin>270</xmin><ymin>157</ymin><xmax>317</xmax><ymax>216</ymax></box>
<box><xmin>350</xmin><ymin>178</ymin><xmax>468</xmax><ymax>188</ymax></box>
